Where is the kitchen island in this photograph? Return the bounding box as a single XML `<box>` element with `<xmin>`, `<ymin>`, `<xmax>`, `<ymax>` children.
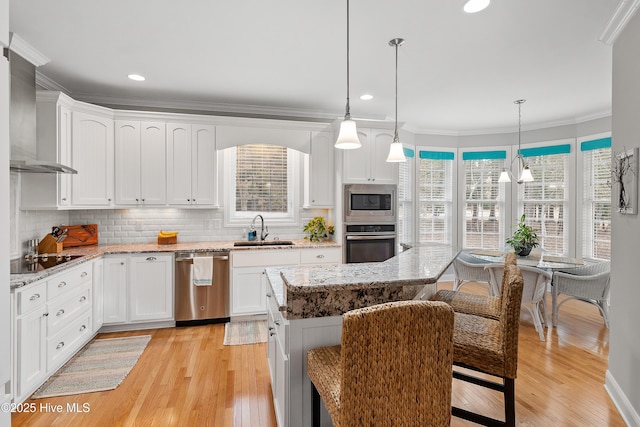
<box><xmin>264</xmin><ymin>243</ymin><xmax>459</xmax><ymax>427</ymax></box>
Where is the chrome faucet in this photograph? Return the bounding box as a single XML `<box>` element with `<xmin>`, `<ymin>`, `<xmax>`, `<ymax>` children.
<box><xmin>251</xmin><ymin>214</ymin><xmax>269</xmax><ymax>241</ymax></box>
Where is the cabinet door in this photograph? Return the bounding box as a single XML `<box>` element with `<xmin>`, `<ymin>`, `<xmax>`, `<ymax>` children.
<box><xmin>140</xmin><ymin>122</ymin><xmax>167</xmax><ymax>205</ymax></box>
<box><xmin>309</xmin><ymin>131</ymin><xmax>334</xmax><ymax>207</ymax></box>
<box><xmin>370</xmin><ymin>129</ymin><xmax>397</xmax><ymax>184</ymax></box>
<box><xmin>103</xmin><ymin>257</ymin><xmax>128</xmax><ymax>324</ymax></box>
<box><xmin>167</xmin><ymin>123</ymin><xmax>193</xmax><ymax>205</ymax></box>
<box><xmin>15</xmin><ymin>305</ymin><xmax>47</xmax><ymax>400</ymax></box>
<box><xmin>342</xmin><ymin>129</ymin><xmax>371</xmax><ymax>183</ymax></box>
<box><xmin>191</xmin><ymin>124</ymin><xmax>216</xmax><ymax>205</ymax></box>
<box><xmin>115</xmin><ymin>120</ymin><xmax>142</xmax><ymax>205</ymax></box>
<box><xmin>129</xmin><ymin>254</ymin><xmax>173</xmax><ymax>322</ymax></box>
<box><xmin>71</xmin><ymin>111</ymin><xmax>114</xmax><ymax>206</ymax></box>
<box><xmin>231</xmin><ymin>267</ymin><xmax>267</xmax><ymax>316</ymax></box>
<box><xmin>58</xmin><ymin>105</ymin><xmax>72</xmax><ymax>207</ymax></box>
<box><xmin>92</xmin><ymin>258</ymin><xmax>104</xmax><ymax>332</ymax></box>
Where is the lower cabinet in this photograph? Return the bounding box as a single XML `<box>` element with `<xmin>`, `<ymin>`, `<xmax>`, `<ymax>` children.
<box><xmin>12</xmin><ymin>261</ymin><xmax>95</xmax><ymax>404</ymax></box>
<box><xmin>267</xmin><ymin>292</ymin><xmax>290</xmax><ymax>427</ymax></box>
<box><xmin>103</xmin><ymin>253</ymin><xmax>174</xmax><ymax>328</ymax></box>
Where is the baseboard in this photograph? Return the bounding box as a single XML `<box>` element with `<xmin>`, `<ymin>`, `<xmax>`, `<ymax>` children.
<box><xmin>230</xmin><ymin>313</ymin><xmax>268</xmax><ymax>322</ymax></box>
<box><xmin>99</xmin><ymin>320</ymin><xmax>176</xmax><ymax>333</ymax></box>
<box><xmin>605</xmin><ymin>369</ymin><xmax>640</xmax><ymax>426</ymax></box>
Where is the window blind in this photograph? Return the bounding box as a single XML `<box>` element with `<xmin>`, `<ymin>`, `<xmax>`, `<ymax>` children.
<box><xmin>235</xmin><ymin>144</ymin><xmax>288</xmax><ymax>213</ymax></box>
<box><xmin>398</xmin><ymin>151</ymin><xmax>414</xmax><ymax>244</ymax></box>
<box><xmin>582</xmin><ymin>147</ymin><xmax>611</xmax><ymax>260</ymax></box>
<box><xmin>418</xmin><ymin>157</ymin><xmax>453</xmax><ymax>244</ymax></box>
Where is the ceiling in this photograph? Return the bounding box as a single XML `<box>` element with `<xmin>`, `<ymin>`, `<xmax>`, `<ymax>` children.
<box><xmin>9</xmin><ymin>0</ymin><xmax>621</xmax><ymax>135</ymax></box>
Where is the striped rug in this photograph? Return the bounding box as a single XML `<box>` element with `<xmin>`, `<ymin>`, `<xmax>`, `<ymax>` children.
<box><xmin>223</xmin><ymin>320</ymin><xmax>268</xmax><ymax>345</ymax></box>
<box><xmin>32</xmin><ymin>335</ymin><xmax>151</xmax><ymax>399</ymax></box>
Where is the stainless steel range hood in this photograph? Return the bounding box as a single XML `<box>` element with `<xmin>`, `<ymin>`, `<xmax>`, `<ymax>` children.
<box><xmin>7</xmin><ymin>48</ymin><xmax>77</xmax><ymax>174</ymax></box>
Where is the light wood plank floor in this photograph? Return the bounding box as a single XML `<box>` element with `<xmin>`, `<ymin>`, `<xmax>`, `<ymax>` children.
<box><xmin>13</xmin><ymin>282</ymin><xmax>625</xmax><ymax>426</ymax></box>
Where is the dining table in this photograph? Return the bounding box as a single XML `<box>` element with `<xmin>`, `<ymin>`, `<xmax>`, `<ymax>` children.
<box><xmin>466</xmin><ymin>248</ymin><xmax>591</xmax><ymax>271</ymax></box>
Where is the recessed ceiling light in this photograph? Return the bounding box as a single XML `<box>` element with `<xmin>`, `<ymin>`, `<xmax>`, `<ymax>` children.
<box><xmin>128</xmin><ymin>74</ymin><xmax>146</xmax><ymax>81</ymax></box>
<box><xmin>463</xmin><ymin>0</ymin><xmax>490</xmax><ymax>13</ymax></box>
<box><xmin>360</xmin><ymin>94</ymin><xmax>373</xmax><ymax>101</ymax></box>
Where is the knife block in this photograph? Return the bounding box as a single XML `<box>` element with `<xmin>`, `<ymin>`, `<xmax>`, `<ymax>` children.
<box><xmin>38</xmin><ymin>234</ymin><xmax>63</xmax><ymax>254</ymax></box>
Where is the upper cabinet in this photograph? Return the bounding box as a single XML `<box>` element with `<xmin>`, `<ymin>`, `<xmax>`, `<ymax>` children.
<box><xmin>71</xmin><ymin>111</ymin><xmax>115</xmax><ymax>206</ymax></box>
<box><xmin>305</xmin><ymin>131</ymin><xmax>334</xmax><ymax>208</ymax></box>
<box><xmin>166</xmin><ymin>123</ymin><xmax>217</xmax><ymax>207</ymax></box>
<box><xmin>342</xmin><ymin>128</ymin><xmax>398</xmax><ymax>185</ymax></box>
<box><xmin>115</xmin><ymin>120</ymin><xmax>167</xmax><ymax>205</ymax></box>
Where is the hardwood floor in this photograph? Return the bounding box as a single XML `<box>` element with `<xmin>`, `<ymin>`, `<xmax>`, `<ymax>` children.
<box><xmin>13</xmin><ymin>282</ymin><xmax>625</xmax><ymax>426</ymax></box>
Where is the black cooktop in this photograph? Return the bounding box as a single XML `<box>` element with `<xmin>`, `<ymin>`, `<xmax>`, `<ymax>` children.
<box><xmin>10</xmin><ymin>254</ymin><xmax>84</xmax><ymax>275</ymax></box>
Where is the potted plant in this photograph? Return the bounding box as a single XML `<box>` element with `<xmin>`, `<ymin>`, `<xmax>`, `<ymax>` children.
<box><xmin>506</xmin><ymin>214</ymin><xmax>539</xmax><ymax>256</ymax></box>
<box><xmin>303</xmin><ymin>217</ymin><xmax>335</xmax><ymax>242</ymax></box>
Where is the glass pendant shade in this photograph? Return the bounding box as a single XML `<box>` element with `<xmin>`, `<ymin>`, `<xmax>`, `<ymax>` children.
<box><xmin>386</xmin><ymin>140</ymin><xmax>406</xmax><ymax>162</ymax></box>
<box><xmin>335</xmin><ymin>119</ymin><xmax>361</xmax><ymax>149</ymax></box>
<box><xmin>464</xmin><ymin>0</ymin><xmax>490</xmax><ymax>13</ymax></box>
<box><xmin>498</xmin><ymin>170</ymin><xmax>511</xmax><ymax>183</ymax></box>
<box><xmin>519</xmin><ymin>165</ymin><xmax>534</xmax><ymax>182</ymax></box>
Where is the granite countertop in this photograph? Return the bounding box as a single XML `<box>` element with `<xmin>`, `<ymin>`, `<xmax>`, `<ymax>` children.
<box><xmin>266</xmin><ymin>242</ymin><xmax>460</xmax><ymax>319</ymax></box>
<box><xmin>11</xmin><ymin>238</ymin><xmax>340</xmax><ymax>289</ymax></box>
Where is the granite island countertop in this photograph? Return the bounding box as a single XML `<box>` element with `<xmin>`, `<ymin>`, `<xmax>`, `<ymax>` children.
<box><xmin>266</xmin><ymin>242</ymin><xmax>459</xmax><ymax>319</ymax></box>
<box><xmin>11</xmin><ymin>238</ymin><xmax>340</xmax><ymax>289</ymax></box>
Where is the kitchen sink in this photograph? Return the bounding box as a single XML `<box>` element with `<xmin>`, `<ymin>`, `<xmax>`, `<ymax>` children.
<box><xmin>233</xmin><ymin>240</ymin><xmax>294</xmax><ymax>247</ymax></box>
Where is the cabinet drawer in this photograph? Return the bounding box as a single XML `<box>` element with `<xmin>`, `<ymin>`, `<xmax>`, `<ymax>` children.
<box><xmin>268</xmin><ymin>294</ymin><xmax>288</xmax><ymax>353</ymax></box>
<box><xmin>300</xmin><ymin>248</ymin><xmax>341</xmax><ymax>264</ymax></box>
<box><xmin>47</xmin><ymin>312</ymin><xmax>92</xmax><ymax>371</ymax></box>
<box><xmin>16</xmin><ymin>281</ymin><xmax>48</xmax><ymax>316</ymax></box>
<box><xmin>232</xmin><ymin>250</ymin><xmax>300</xmax><ymax>267</ymax></box>
<box><xmin>47</xmin><ymin>284</ymin><xmax>91</xmax><ymax>336</ymax></box>
<box><xmin>48</xmin><ymin>263</ymin><xmax>93</xmax><ymax>300</ymax></box>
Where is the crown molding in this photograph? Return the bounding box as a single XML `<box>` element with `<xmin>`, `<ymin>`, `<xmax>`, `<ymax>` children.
<box><xmin>599</xmin><ymin>0</ymin><xmax>640</xmax><ymax>45</ymax></box>
<box><xmin>8</xmin><ymin>33</ymin><xmax>50</xmax><ymax>66</ymax></box>
<box><xmin>35</xmin><ymin>71</ymin><xmax>69</xmax><ymax>92</ymax></box>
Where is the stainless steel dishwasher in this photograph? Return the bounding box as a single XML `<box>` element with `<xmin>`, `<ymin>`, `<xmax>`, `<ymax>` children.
<box><xmin>175</xmin><ymin>251</ymin><xmax>230</xmax><ymax>325</ymax></box>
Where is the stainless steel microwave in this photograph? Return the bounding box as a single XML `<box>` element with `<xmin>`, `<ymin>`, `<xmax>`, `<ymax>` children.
<box><xmin>343</xmin><ymin>184</ymin><xmax>397</xmax><ymax>223</ymax></box>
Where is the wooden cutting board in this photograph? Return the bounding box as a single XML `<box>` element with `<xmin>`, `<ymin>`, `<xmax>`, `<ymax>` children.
<box><xmin>62</xmin><ymin>224</ymin><xmax>98</xmax><ymax>247</ymax></box>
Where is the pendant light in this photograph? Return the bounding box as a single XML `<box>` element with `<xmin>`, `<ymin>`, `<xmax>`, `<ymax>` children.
<box><xmin>498</xmin><ymin>99</ymin><xmax>534</xmax><ymax>184</ymax></box>
<box><xmin>335</xmin><ymin>0</ymin><xmax>361</xmax><ymax>149</ymax></box>
<box><xmin>386</xmin><ymin>38</ymin><xmax>406</xmax><ymax>163</ymax></box>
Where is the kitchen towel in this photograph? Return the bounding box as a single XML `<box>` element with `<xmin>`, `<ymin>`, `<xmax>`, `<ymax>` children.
<box><xmin>192</xmin><ymin>257</ymin><xmax>213</xmax><ymax>286</ymax></box>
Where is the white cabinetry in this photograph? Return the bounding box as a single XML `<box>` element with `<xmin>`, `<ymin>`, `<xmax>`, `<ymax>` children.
<box><xmin>267</xmin><ymin>291</ymin><xmax>290</xmax><ymax>427</ymax></box>
<box><xmin>305</xmin><ymin>131</ymin><xmax>335</xmax><ymax>208</ymax></box>
<box><xmin>71</xmin><ymin>110</ymin><xmax>115</xmax><ymax>206</ymax></box>
<box><xmin>92</xmin><ymin>258</ymin><xmax>104</xmax><ymax>332</ymax></box>
<box><xmin>12</xmin><ymin>261</ymin><xmax>95</xmax><ymax>404</ymax></box>
<box><xmin>343</xmin><ymin>128</ymin><xmax>398</xmax><ymax>184</ymax></box>
<box><xmin>115</xmin><ymin>121</ymin><xmax>167</xmax><ymax>206</ymax></box>
<box><xmin>167</xmin><ymin>123</ymin><xmax>217</xmax><ymax>206</ymax></box>
<box><xmin>103</xmin><ymin>253</ymin><xmax>174</xmax><ymax>329</ymax></box>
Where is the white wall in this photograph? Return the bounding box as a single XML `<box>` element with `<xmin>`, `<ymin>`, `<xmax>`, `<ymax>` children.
<box><xmin>607</xmin><ymin>9</ymin><xmax>640</xmax><ymax>426</ymax></box>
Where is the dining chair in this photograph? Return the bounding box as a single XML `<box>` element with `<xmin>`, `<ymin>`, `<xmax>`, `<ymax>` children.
<box><xmin>306</xmin><ymin>300</ymin><xmax>455</xmax><ymax>427</ymax></box>
<box><xmin>451</xmin><ymin>262</ymin><xmax>524</xmax><ymax>427</ymax></box>
<box><xmin>552</xmin><ymin>261</ymin><xmax>611</xmax><ymax>327</ymax></box>
<box><xmin>485</xmin><ymin>263</ymin><xmax>552</xmax><ymax>341</ymax></box>
<box><xmin>452</xmin><ymin>250</ymin><xmax>495</xmax><ymax>294</ymax></box>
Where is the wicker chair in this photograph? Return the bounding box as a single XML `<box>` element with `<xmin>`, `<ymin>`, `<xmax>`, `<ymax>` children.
<box><xmin>451</xmin><ymin>263</ymin><xmax>524</xmax><ymax>427</ymax></box>
<box><xmin>485</xmin><ymin>263</ymin><xmax>552</xmax><ymax>341</ymax></box>
<box><xmin>452</xmin><ymin>250</ymin><xmax>496</xmax><ymax>293</ymax></box>
<box><xmin>306</xmin><ymin>300</ymin><xmax>455</xmax><ymax>427</ymax></box>
<box><xmin>433</xmin><ymin>252</ymin><xmax>517</xmax><ymax>320</ymax></box>
<box><xmin>552</xmin><ymin>261</ymin><xmax>611</xmax><ymax>327</ymax></box>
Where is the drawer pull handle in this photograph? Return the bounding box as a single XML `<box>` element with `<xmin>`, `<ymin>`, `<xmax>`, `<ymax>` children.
<box><xmin>146</xmin><ymin>257</ymin><xmax>157</xmax><ymax>262</ymax></box>
<box><xmin>79</xmin><ymin>296</ymin><xmax>87</xmax><ymax>302</ymax></box>
<box><xmin>58</xmin><ymin>281</ymin><xmax>67</xmax><ymax>288</ymax></box>
<box><xmin>274</xmin><ymin>320</ymin><xmax>281</xmax><ymax>326</ymax></box>
<box><xmin>316</xmin><ymin>254</ymin><xmax>325</xmax><ymax>259</ymax></box>
<box><xmin>43</xmin><ymin>312</ymin><xmax>49</xmax><ymax>317</ymax></box>
<box><xmin>268</xmin><ymin>326</ymin><xmax>275</xmax><ymax>331</ymax></box>
<box><xmin>270</xmin><ymin>331</ymin><xmax>276</xmax><ymax>337</ymax></box>
<box><xmin>266</xmin><ymin>293</ymin><xmax>272</xmax><ymax>298</ymax></box>
<box><xmin>29</xmin><ymin>293</ymin><xmax>41</xmax><ymax>301</ymax></box>
<box><xmin>79</xmin><ymin>325</ymin><xmax>87</xmax><ymax>332</ymax></box>
<box><xmin>56</xmin><ymin>309</ymin><xmax>65</xmax><ymax>317</ymax></box>
<box><xmin>56</xmin><ymin>342</ymin><xmax>65</xmax><ymax>350</ymax></box>
<box><xmin>81</xmin><ymin>272</ymin><xmax>88</xmax><ymax>278</ymax></box>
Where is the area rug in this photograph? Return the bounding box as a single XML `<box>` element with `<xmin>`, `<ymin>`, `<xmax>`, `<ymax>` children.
<box><xmin>223</xmin><ymin>320</ymin><xmax>268</xmax><ymax>345</ymax></box>
<box><xmin>32</xmin><ymin>335</ymin><xmax>151</xmax><ymax>399</ymax></box>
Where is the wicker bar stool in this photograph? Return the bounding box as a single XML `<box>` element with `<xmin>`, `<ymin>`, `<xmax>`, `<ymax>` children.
<box><xmin>433</xmin><ymin>252</ymin><xmax>517</xmax><ymax>319</ymax></box>
<box><xmin>306</xmin><ymin>300</ymin><xmax>455</xmax><ymax>427</ymax></box>
<box><xmin>450</xmin><ymin>263</ymin><xmax>524</xmax><ymax>427</ymax></box>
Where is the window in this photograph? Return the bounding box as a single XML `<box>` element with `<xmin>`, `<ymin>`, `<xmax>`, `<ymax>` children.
<box><xmin>224</xmin><ymin>144</ymin><xmax>299</xmax><ymax>225</ymax></box>
<box><xmin>518</xmin><ymin>144</ymin><xmax>571</xmax><ymax>255</ymax></box>
<box><xmin>581</xmin><ymin>138</ymin><xmax>611</xmax><ymax>260</ymax></box>
<box><xmin>398</xmin><ymin>148</ymin><xmax>414</xmax><ymax>244</ymax></box>
<box><xmin>462</xmin><ymin>151</ymin><xmax>507</xmax><ymax>249</ymax></box>
<box><xmin>418</xmin><ymin>151</ymin><xmax>454</xmax><ymax>244</ymax></box>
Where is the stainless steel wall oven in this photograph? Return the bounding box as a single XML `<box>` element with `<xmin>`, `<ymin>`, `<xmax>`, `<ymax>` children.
<box><xmin>344</xmin><ymin>224</ymin><xmax>396</xmax><ymax>263</ymax></box>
